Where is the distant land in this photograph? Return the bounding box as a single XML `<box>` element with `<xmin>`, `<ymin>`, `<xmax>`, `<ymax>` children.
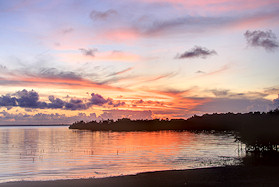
<box><xmin>69</xmin><ymin>109</ymin><xmax>279</xmax><ymax>132</ymax></box>
<box><xmin>70</xmin><ymin>109</ymin><xmax>279</xmax><ymax>152</ymax></box>
<box><xmin>0</xmin><ymin>124</ymin><xmax>70</xmax><ymax>127</ymax></box>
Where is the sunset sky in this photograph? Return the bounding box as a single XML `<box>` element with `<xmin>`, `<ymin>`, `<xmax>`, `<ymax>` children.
<box><xmin>0</xmin><ymin>0</ymin><xmax>279</xmax><ymax>124</ymax></box>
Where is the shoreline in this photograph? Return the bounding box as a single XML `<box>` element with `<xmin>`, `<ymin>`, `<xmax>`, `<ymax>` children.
<box><xmin>1</xmin><ymin>165</ymin><xmax>279</xmax><ymax>186</ymax></box>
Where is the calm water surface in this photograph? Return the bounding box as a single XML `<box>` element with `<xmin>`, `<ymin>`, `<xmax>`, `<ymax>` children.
<box><xmin>0</xmin><ymin>126</ymin><xmax>245</xmax><ymax>183</ymax></box>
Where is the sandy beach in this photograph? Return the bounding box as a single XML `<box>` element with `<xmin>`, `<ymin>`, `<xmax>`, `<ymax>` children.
<box><xmin>1</xmin><ymin>165</ymin><xmax>279</xmax><ymax>187</ymax></box>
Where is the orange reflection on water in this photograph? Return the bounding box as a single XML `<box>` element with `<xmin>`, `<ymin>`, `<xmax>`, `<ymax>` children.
<box><xmin>0</xmin><ymin>127</ymin><xmax>241</xmax><ymax>183</ymax></box>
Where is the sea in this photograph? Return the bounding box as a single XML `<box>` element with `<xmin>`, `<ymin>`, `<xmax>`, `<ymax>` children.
<box><xmin>0</xmin><ymin>126</ymin><xmax>245</xmax><ymax>183</ymax></box>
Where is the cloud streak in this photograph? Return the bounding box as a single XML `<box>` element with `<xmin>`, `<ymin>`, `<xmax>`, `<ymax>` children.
<box><xmin>194</xmin><ymin>65</ymin><xmax>230</xmax><ymax>78</ymax></box>
<box><xmin>0</xmin><ymin>67</ymin><xmax>128</xmax><ymax>91</ymax></box>
<box><xmin>39</xmin><ymin>68</ymin><xmax>82</xmax><ymax>80</ymax></box>
<box><xmin>244</xmin><ymin>30</ymin><xmax>279</xmax><ymax>51</ymax></box>
<box><xmin>108</xmin><ymin>67</ymin><xmax>134</xmax><ymax>76</ymax></box>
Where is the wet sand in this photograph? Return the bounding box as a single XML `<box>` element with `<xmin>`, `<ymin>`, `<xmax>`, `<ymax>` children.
<box><xmin>1</xmin><ymin>165</ymin><xmax>279</xmax><ymax>187</ymax></box>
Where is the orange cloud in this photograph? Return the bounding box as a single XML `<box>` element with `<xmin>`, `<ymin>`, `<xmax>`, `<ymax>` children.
<box><xmin>125</xmin><ymin>89</ymin><xmax>210</xmax><ymax>119</ymax></box>
<box><xmin>1</xmin><ymin>75</ymin><xmax>128</xmax><ymax>92</ymax></box>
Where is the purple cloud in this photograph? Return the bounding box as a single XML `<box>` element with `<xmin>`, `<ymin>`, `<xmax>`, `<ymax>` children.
<box><xmin>244</xmin><ymin>30</ymin><xmax>279</xmax><ymax>51</ymax></box>
<box><xmin>88</xmin><ymin>93</ymin><xmax>125</xmax><ymax>107</ymax></box>
<box><xmin>89</xmin><ymin>93</ymin><xmax>108</xmax><ymax>106</ymax></box>
<box><xmin>65</xmin><ymin>99</ymin><xmax>88</xmax><ymax>110</ymax></box>
<box><xmin>0</xmin><ymin>95</ymin><xmax>17</xmax><ymax>107</ymax></box>
<box><xmin>48</xmin><ymin>96</ymin><xmax>65</xmax><ymax>109</ymax></box>
<box><xmin>176</xmin><ymin>46</ymin><xmax>217</xmax><ymax>59</ymax></box>
<box><xmin>0</xmin><ymin>90</ymin><xmax>125</xmax><ymax>110</ymax></box>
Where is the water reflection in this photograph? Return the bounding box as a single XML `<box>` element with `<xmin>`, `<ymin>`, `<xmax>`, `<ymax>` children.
<box><xmin>0</xmin><ymin>127</ymin><xmax>243</xmax><ymax>183</ymax></box>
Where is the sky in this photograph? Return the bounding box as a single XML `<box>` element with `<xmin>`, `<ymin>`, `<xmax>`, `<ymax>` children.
<box><xmin>0</xmin><ymin>0</ymin><xmax>279</xmax><ymax>124</ymax></box>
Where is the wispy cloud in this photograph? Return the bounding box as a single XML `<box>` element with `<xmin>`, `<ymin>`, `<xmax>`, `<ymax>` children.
<box><xmin>0</xmin><ymin>65</ymin><xmax>131</xmax><ymax>91</ymax></box>
<box><xmin>209</xmin><ymin>89</ymin><xmax>268</xmax><ymax>99</ymax></box>
<box><xmin>211</xmin><ymin>89</ymin><xmax>230</xmax><ymax>97</ymax></box>
<box><xmin>196</xmin><ymin>65</ymin><xmax>230</xmax><ymax>77</ymax></box>
<box><xmin>196</xmin><ymin>70</ymin><xmax>205</xmax><ymax>74</ymax></box>
<box><xmin>79</xmin><ymin>48</ymin><xmax>98</xmax><ymax>57</ymax></box>
<box><xmin>38</xmin><ymin>68</ymin><xmax>82</xmax><ymax>80</ymax></box>
<box><xmin>176</xmin><ymin>46</ymin><xmax>217</xmax><ymax>59</ymax></box>
<box><xmin>121</xmin><ymin>72</ymin><xmax>177</xmax><ymax>88</ymax></box>
<box><xmin>90</xmin><ymin>9</ymin><xmax>118</xmax><ymax>21</ymax></box>
<box><xmin>108</xmin><ymin>67</ymin><xmax>134</xmax><ymax>76</ymax></box>
<box><xmin>146</xmin><ymin>72</ymin><xmax>177</xmax><ymax>82</ymax></box>
<box><xmin>244</xmin><ymin>30</ymin><xmax>279</xmax><ymax>51</ymax></box>
<box><xmin>97</xmin><ymin>8</ymin><xmax>279</xmax><ymax>41</ymax></box>
<box><xmin>62</xmin><ymin>28</ymin><xmax>74</xmax><ymax>34</ymax></box>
